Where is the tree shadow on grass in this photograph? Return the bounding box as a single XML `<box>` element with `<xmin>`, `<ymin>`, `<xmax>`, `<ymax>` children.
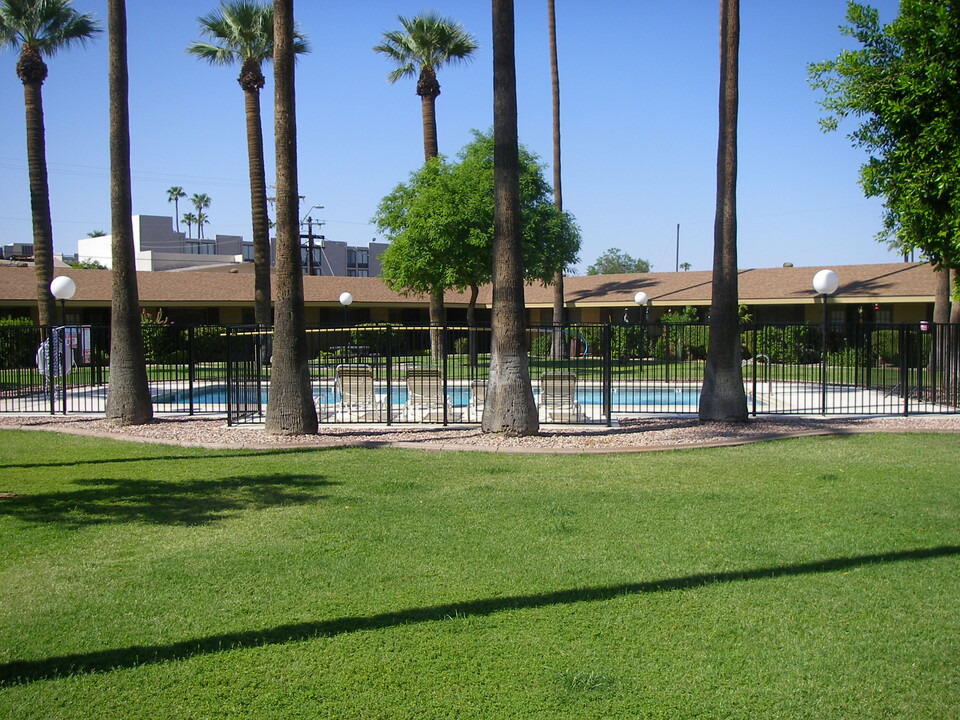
<box><xmin>1</xmin><ymin>447</ymin><xmax>330</xmax><ymax>470</ymax></box>
<box><xmin>0</xmin><ymin>473</ymin><xmax>336</xmax><ymax>528</ymax></box>
<box><xmin>2</xmin><ymin>544</ymin><xmax>957</xmax><ymax>686</ymax></box>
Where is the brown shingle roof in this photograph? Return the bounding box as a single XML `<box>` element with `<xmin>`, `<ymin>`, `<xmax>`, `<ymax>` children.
<box><xmin>0</xmin><ymin>262</ymin><xmax>937</xmax><ymax>309</ymax></box>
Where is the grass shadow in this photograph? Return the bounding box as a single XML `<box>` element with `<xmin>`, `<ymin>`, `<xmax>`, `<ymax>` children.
<box><xmin>0</xmin><ymin>473</ymin><xmax>336</xmax><ymax>528</ymax></box>
<box><xmin>2</xmin><ymin>544</ymin><xmax>956</xmax><ymax>686</ymax></box>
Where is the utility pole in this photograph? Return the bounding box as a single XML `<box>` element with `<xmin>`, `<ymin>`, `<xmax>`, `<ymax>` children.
<box><xmin>300</xmin><ymin>214</ymin><xmax>325</xmax><ymax>275</ymax></box>
<box><xmin>675</xmin><ymin>223</ymin><xmax>680</xmax><ymax>272</ymax></box>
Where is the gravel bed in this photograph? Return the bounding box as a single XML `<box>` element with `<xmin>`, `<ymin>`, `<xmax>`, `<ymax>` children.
<box><xmin>2</xmin><ymin>413</ymin><xmax>959</xmax><ymax>453</ymax></box>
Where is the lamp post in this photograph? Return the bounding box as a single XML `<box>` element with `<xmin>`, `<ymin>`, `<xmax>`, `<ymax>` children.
<box><xmin>634</xmin><ymin>291</ymin><xmax>649</xmax><ymax>364</ymax></box>
<box><xmin>50</xmin><ymin>275</ymin><xmax>76</xmax><ymax>326</ymax></box>
<box><xmin>812</xmin><ymin>269</ymin><xmax>839</xmax><ymax>414</ymax></box>
<box><xmin>339</xmin><ymin>291</ymin><xmax>353</xmax><ymax>327</ymax></box>
<box><xmin>49</xmin><ymin>276</ymin><xmax>76</xmax><ymax>414</ymax></box>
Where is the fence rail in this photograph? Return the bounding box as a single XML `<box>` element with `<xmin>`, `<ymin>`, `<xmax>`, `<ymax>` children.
<box><xmin>1</xmin><ymin>321</ymin><xmax>957</xmax><ymax>424</ymax></box>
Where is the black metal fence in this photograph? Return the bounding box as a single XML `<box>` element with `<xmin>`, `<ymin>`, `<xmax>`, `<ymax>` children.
<box><xmin>2</xmin><ymin>321</ymin><xmax>958</xmax><ymax>424</ymax></box>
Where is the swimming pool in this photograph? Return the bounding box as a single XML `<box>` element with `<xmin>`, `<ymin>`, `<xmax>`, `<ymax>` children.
<box><xmin>152</xmin><ymin>384</ymin><xmax>701</xmax><ymax>409</ymax></box>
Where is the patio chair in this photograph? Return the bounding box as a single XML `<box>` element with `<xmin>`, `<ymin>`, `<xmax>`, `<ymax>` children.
<box><xmin>466</xmin><ymin>379</ymin><xmax>486</xmax><ymax>422</ymax></box>
<box><xmin>404</xmin><ymin>367</ymin><xmax>453</xmax><ymax>422</ymax></box>
<box><xmin>333</xmin><ymin>364</ymin><xmax>385</xmax><ymax>422</ymax></box>
<box><xmin>538</xmin><ymin>371</ymin><xmax>587</xmax><ymax>423</ymax></box>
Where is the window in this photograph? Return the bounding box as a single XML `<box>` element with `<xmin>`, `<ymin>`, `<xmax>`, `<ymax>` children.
<box><xmin>242</xmin><ymin>243</ymin><xmax>254</xmax><ymax>262</ymax></box>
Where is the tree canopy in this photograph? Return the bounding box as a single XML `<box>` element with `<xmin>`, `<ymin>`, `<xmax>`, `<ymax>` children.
<box><xmin>809</xmin><ymin>0</ymin><xmax>960</xmax><ymax>269</ymax></box>
<box><xmin>585</xmin><ymin>247</ymin><xmax>650</xmax><ymax>275</ymax></box>
<box><xmin>373</xmin><ymin>129</ymin><xmax>580</xmax><ymax>302</ymax></box>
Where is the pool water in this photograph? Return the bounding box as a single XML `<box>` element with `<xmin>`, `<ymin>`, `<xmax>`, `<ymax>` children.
<box><xmin>153</xmin><ymin>384</ymin><xmax>701</xmax><ymax>408</ymax></box>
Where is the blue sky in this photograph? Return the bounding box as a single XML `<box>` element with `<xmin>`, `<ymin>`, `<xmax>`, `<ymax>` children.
<box><xmin>1</xmin><ymin>0</ymin><xmax>903</xmax><ymax>274</ymax></box>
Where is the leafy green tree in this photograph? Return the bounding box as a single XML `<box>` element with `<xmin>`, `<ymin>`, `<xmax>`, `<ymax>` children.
<box><xmin>105</xmin><ymin>0</ymin><xmax>152</xmax><ymax>426</ymax></box>
<box><xmin>189</xmin><ymin>1</ymin><xmax>309</xmax><ymax>327</ymax></box>
<box><xmin>809</xmin><ymin>1</ymin><xmax>960</xmax><ymax>277</ymax></box>
<box><xmin>265</xmin><ymin>0</ymin><xmax>316</xmax><ymax>436</ymax></box>
<box><xmin>585</xmin><ymin>248</ymin><xmax>651</xmax><ymax>275</ymax></box>
<box><xmin>374</xmin><ymin>130</ymin><xmax>580</xmax><ymax>358</ymax></box>
<box><xmin>166</xmin><ymin>186</ymin><xmax>186</xmax><ymax>232</ymax></box>
<box><xmin>1</xmin><ymin>0</ymin><xmax>100</xmax><ymax>327</ymax></box>
<box><xmin>66</xmin><ymin>258</ymin><xmax>106</xmax><ymax>269</ymax></box>
<box><xmin>700</xmin><ymin>0</ymin><xmax>747</xmax><ymax>423</ymax></box>
<box><xmin>374</xmin><ymin>13</ymin><xmax>478</xmax><ymax>161</ymax></box>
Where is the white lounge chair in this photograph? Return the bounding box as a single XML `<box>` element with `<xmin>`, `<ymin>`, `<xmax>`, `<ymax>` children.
<box><xmin>333</xmin><ymin>364</ymin><xmax>385</xmax><ymax>422</ymax></box>
<box><xmin>538</xmin><ymin>371</ymin><xmax>586</xmax><ymax>423</ymax></box>
<box><xmin>404</xmin><ymin>368</ymin><xmax>453</xmax><ymax>422</ymax></box>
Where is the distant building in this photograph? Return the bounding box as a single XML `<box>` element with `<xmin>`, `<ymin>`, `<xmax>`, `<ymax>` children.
<box><xmin>0</xmin><ymin>242</ymin><xmax>34</xmax><ymax>261</ymax></box>
<box><xmin>77</xmin><ymin>215</ymin><xmax>246</xmax><ymax>272</ymax></box>
<box><xmin>302</xmin><ymin>240</ymin><xmax>389</xmax><ymax>277</ymax></box>
<box><xmin>76</xmin><ymin>214</ymin><xmax>386</xmax><ymax>276</ymax></box>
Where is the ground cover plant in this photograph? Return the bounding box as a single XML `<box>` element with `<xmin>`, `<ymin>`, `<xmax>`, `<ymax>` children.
<box><xmin>0</xmin><ymin>430</ymin><xmax>957</xmax><ymax>718</ymax></box>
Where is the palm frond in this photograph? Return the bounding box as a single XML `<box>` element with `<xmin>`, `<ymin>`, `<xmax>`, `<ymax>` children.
<box><xmin>374</xmin><ymin>12</ymin><xmax>477</xmax><ymax>83</ymax></box>
<box><xmin>0</xmin><ymin>0</ymin><xmax>100</xmax><ymax>54</ymax></box>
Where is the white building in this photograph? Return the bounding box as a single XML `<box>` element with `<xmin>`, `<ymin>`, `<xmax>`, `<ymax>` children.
<box><xmin>77</xmin><ymin>215</ymin><xmax>246</xmax><ymax>272</ymax></box>
<box><xmin>78</xmin><ymin>214</ymin><xmax>387</xmax><ymax>276</ymax></box>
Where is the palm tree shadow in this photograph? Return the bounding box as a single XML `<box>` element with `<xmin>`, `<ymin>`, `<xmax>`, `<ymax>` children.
<box><xmin>0</xmin><ymin>473</ymin><xmax>336</xmax><ymax>528</ymax></box>
<box><xmin>2</xmin><ymin>544</ymin><xmax>956</xmax><ymax>686</ymax></box>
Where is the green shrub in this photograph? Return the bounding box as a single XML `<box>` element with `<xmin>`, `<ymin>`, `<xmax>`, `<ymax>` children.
<box><xmin>750</xmin><ymin>325</ymin><xmax>818</xmax><ymax>364</ymax></box>
<box><xmin>0</xmin><ymin>316</ymin><xmax>37</xmax><ymax>369</ymax></box>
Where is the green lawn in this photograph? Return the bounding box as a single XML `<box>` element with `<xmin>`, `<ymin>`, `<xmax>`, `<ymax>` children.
<box><xmin>1</xmin><ymin>430</ymin><xmax>957</xmax><ymax>719</ymax></box>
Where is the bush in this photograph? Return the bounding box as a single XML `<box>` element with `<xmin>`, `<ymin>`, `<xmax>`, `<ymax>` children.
<box><xmin>749</xmin><ymin>325</ymin><xmax>818</xmax><ymax>364</ymax></box>
<box><xmin>0</xmin><ymin>316</ymin><xmax>37</xmax><ymax>369</ymax></box>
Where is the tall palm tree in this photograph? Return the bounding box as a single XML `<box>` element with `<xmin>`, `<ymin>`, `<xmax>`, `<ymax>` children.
<box><xmin>547</xmin><ymin>0</ymin><xmax>566</xmax><ymax>359</ymax></box>
<box><xmin>181</xmin><ymin>211</ymin><xmax>197</xmax><ymax>239</ymax></box>
<box><xmin>0</xmin><ymin>0</ymin><xmax>100</xmax><ymax>327</ymax></box>
<box><xmin>482</xmin><ymin>0</ymin><xmax>538</xmax><ymax>437</ymax></box>
<box><xmin>104</xmin><ymin>0</ymin><xmax>152</xmax><ymax>426</ymax></box>
<box><xmin>166</xmin><ymin>185</ymin><xmax>186</xmax><ymax>232</ymax></box>
<box><xmin>699</xmin><ymin>0</ymin><xmax>747</xmax><ymax>422</ymax></box>
<box><xmin>265</xmin><ymin>0</ymin><xmax>316</xmax><ymax>436</ymax></box>
<box><xmin>374</xmin><ymin>13</ymin><xmax>478</xmax><ymax>351</ymax></box>
<box><xmin>190</xmin><ymin>192</ymin><xmax>211</xmax><ymax>238</ymax></box>
<box><xmin>374</xmin><ymin>13</ymin><xmax>478</xmax><ymax>163</ymax></box>
<box><xmin>188</xmin><ymin>1</ymin><xmax>309</xmax><ymax>327</ymax></box>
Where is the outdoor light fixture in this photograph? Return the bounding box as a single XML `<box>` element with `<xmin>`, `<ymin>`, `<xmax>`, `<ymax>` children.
<box><xmin>50</xmin><ymin>275</ymin><xmax>77</xmax><ymax>325</ymax></box>
<box><xmin>339</xmin><ymin>291</ymin><xmax>353</xmax><ymax>326</ymax></box>
<box><xmin>634</xmin><ymin>291</ymin><xmax>650</xmax><ymax>363</ymax></box>
<box><xmin>812</xmin><ymin>269</ymin><xmax>839</xmax><ymax>415</ymax></box>
<box><xmin>812</xmin><ymin>269</ymin><xmax>839</xmax><ymax>296</ymax></box>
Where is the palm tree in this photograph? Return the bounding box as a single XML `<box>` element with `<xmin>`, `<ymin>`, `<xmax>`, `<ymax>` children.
<box><xmin>482</xmin><ymin>0</ymin><xmax>538</xmax><ymax>437</ymax></box>
<box><xmin>166</xmin><ymin>186</ymin><xmax>186</xmax><ymax>232</ymax></box>
<box><xmin>1</xmin><ymin>0</ymin><xmax>100</xmax><ymax>327</ymax></box>
<box><xmin>190</xmin><ymin>192</ymin><xmax>211</xmax><ymax>238</ymax></box>
<box><xmin>546</xmin><ymin>0</ymin><xmax>566</xmax><ymax>359</ymax></box>
<box><xmin>264</xmin><ymin>0</ymin><xmax>316</xmax><ymax>436</ymax></box>
<box><xmin>190</xmin><ymin>193</ymin><xmax>212</xmax><ymax>238</ymax></box>
<box><xmin>374</xmin><ymin>12</ymin><xmax>478</xmax><ymax>351</ymax></box>
<box><xmin>699</xmin><ymin>0</ymin><xmax>747</xmax><ymax>422</ymax></box>
<box><xmin>188</xmin><ymin>1</ymin><xmax>309</xmax><ymax>327</ymax></box>
<box><xmin>374</xmin><ymin>12</ymin><xmax>478</xmax><ymax>162</ymax></box>
<box><xmin>181</xmin><ymin>211</ymin><xmax>197</xmax><ymax>239</ymax></box>
<box><xmin>104</xmin><ymin>0</ymin><xmax>152</xmax><ymax>426</ymax></box>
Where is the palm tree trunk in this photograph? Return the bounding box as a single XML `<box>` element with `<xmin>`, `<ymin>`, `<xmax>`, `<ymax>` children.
<box><xmin>21</xmin><ymin>78</ymin><xmax>56</xmax><ymax>327</ymax></box>
<box><xmin>244</xmin><ymin>84</ymin><xmax>273</xmax><ymax>327</ymax></box>
<box><xmin>418</xmin><ymin>66</ymin><xmax>440</xmax><ymax>161</ymax></box>
<box><xmin>105</xmin><ymin>0</ymin><xmax>152</xmax><ymax>426</ymax></box>
<box><xmin>483</xmin><ymin>0</ymin><xmax>538</xmax><ymax>436</ymax></box>
<box><xmin>265</xmin><ymin>0</ymin><xmax>317</xmax><ymax>436</ymax></box>
<box><xmin>699</xmin><ymin>0</ymin><xmax>747</xmax><ymax>423</ymax></box>
<box><xmin>547</xmin><ymin>0</ymin><xmax>566</xmax><ymax>359</ymax></box>
<box><xmin>429</xmin><ymin>287</ymin><xmax>445</xmax><ymax>363</ymax></box>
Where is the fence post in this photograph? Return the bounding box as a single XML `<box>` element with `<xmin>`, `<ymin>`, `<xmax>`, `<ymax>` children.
<box><xmin>188</xmin><ymin>326</ymin><xmax>196</xmax><ymax>416</ymax></box>
<box><xmin>442</xmin><ymin>321</ymin><xmax>449</xmax><ymax>426</ymax></box>
<box><xmin>225</xmin><ymin>327</ymin><xmax>233</xmax><ymax>426</ymax></box>
<box><xmin>602</xmin><ymin>323</ymin><xmax>612</xmax><ymax>426</ymax></box>
<box><xmin>900</xmin><ymin>324</ymin><xmax>909</xmax><ymax>416</ymax></box>
<box><xmin>750</xmin><ymin>324</ymin><xmax>757</xmax><ymax>417</ymax></box>
<box><xmin>383</xmin><ymin>324</ymin><xmax>392</xmax><ymax>425</ymax></box>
